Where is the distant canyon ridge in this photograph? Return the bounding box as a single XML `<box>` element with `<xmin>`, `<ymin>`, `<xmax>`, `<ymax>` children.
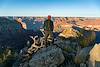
<box><xmin>0</xmin><ymin>17</ymin><xmax>100</xmax><ymax>32</ymax></box>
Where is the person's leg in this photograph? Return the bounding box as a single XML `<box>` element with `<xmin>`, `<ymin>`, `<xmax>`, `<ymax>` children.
<box><xmin>49</xmin><ymin>31</ymin><xmax>54</xmax><ymax>43</ymax></box>
<box><xmin>44</xmin><ymin>31</ymin><xmax>49</xmax><ymax>45</ymax></box>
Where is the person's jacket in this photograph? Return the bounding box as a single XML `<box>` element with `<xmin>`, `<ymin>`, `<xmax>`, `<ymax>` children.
<box><xmin>43</xmin><ymin>20</ymin><xmax>54</xmax><ymax>31</ymax></box>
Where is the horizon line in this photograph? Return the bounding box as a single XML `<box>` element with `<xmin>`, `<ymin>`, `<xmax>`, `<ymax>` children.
<box><xmin>0</xmin><ymin>15</ymin><xmax>100</xmax><ymax>18</ymax></box>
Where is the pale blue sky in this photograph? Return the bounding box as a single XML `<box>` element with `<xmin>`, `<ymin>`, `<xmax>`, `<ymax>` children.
<box><xmin>0</xmin><ymin>0</ymin><xmax>100</xmax><ymax>17</ymax></box>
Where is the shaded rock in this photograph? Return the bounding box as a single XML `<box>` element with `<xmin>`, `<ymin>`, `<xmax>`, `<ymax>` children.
<box><xmin>79</xmin><ymin>30</ymin><xmax>96</xmax><ymax>48</ymax></box>
<box><xmin>75</xmin><ymin>46</ymin><xmax>93</xmax><ymax>64</ymax></box>
<box><xmin>29</xmin><ymin>45</ymin><xmax>65</xmax><ymax>67</ymax></box>
<box><xmin>80</xmin><ymin>63</ymin><xmax>87</xmax><ymax>67</ymax></box>
<box><xmin>19</xmin><ymin>61</ymin><xmax>29</xmax><ymax>67</ymax></box>
<box><xmin>54</xmin><ymin>38</ymin><xmax>71</xmax><ymax>51</ymax></box>
<box><xmin>54</xmin><ymin>37</ymin><xmax>77</xmax><ymax>67</ymax></box>
<box><xmin>54</xmin><ymin>37</ymin><xmax>79</xmax><ymax>58</ymax></box>
<box><xmin>89</xmin><ymin>44</ymin><xmax>100</xmax><ymax>67</ymax></box>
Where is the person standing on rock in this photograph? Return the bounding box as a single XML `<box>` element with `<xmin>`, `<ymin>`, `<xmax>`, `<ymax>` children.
<box><xmin>43</xmin><ymin>15</ymin><xmax>54</xmax><ymax>45</ymax></box>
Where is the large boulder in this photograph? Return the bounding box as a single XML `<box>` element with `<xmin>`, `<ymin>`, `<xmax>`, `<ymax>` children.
<box><xmin>29</xmin><ymin>45</ymin><xmax>65</xmax><ymax>67</ymax></box>
<box><xmin>89</xmin><ymin>44</ymin><xmax>100</xmax><ymax>67</ymax></box>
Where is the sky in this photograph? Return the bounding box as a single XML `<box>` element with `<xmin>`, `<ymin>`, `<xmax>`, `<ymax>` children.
<box><xmin>0</xmin><ymin>0</ymin><xmax>100</xmax><ymax>17</ymax></box>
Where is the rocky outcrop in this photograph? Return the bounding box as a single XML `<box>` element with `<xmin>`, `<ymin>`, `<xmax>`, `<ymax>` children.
<box><xmin>29</xmin><ymin>45</ymin><xmax>65</xmax><ymax>67</ymax></box>
<box><xmin>89</xmin><ymin>44</ymin><xmax>100</xmax><ymax>67</ymax></box>
<box><xmin>59</xmin><ymin>28</ymin><xmax>82</xmax><ymax>39</ymax></box>
<box><xmin>59</xmin><ymin>26</ymin><xmax>96</xmax><ymax>47</ymax></box>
